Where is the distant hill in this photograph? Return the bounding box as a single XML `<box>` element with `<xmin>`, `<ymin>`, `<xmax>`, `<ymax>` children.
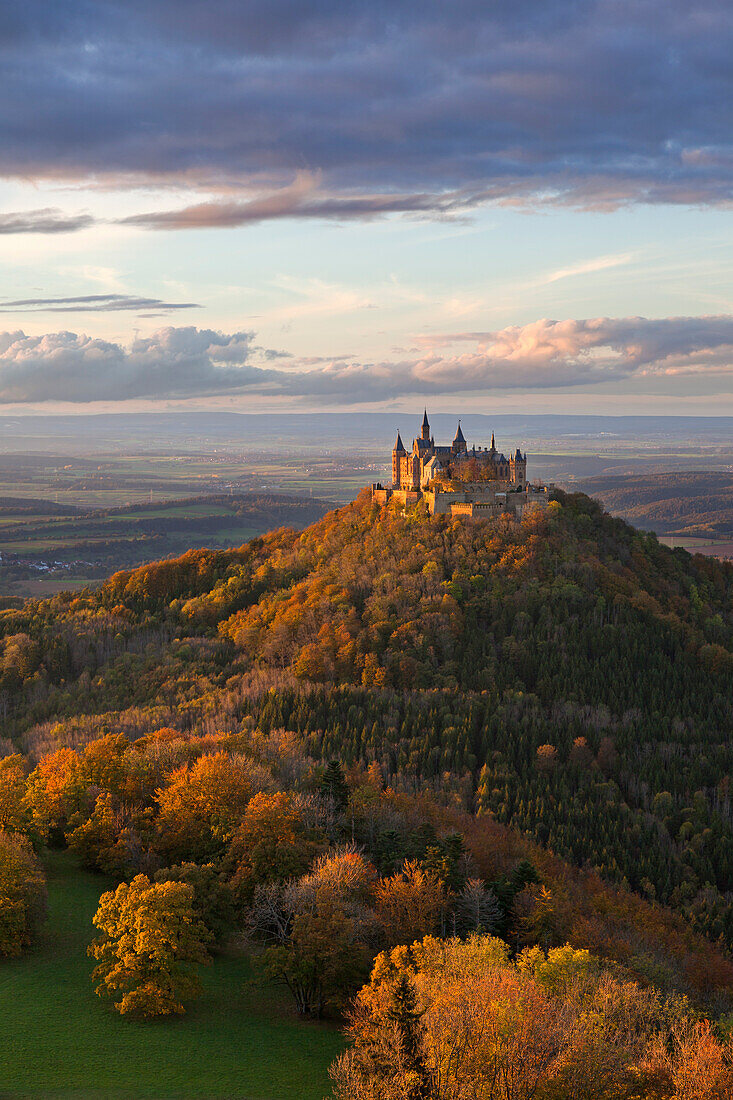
<box><xmin>0</xmin><ymin>496</ymin><xmax>80</xmax><ymax>517</ymax></box>
<box><xmin>575</xmin><ymin>471</ymin><xmax>733</xmax><ymax>537</ymax></box>
<box><xmin>0</xmin><ymin>491</ymin><xmax>334</xmax><ymax>602</ymax></box>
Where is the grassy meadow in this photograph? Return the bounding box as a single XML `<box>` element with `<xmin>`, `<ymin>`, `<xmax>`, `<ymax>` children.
<box><xmin>0</xmin><ymin>851</ymin><xmax>342</xmax><ymax>1100</ymax></box>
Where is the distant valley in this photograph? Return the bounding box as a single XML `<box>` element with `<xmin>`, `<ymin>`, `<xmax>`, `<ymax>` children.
<box><xmin>0</xmin><ymin>493</ymin><xmax>333</xmax><ymax>603</ymax></box>
<box><xmin>574</xmin><ymin>471</ymin><xmax>733</xmax><ymax>557</ymax></box>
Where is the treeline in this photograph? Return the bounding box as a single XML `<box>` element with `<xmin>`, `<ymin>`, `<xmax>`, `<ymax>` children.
<box><xmin>0</xmin><ymin>496</ymin><xmax>80</xmax><ymax>517</ymax></box>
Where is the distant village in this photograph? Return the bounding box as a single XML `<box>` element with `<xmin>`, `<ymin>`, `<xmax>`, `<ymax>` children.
<box><xmin>372</xmin><ymin>410</ymin><xmax>552</xmax><ymax>518</ymax></box>
<box><xmin>0</xmin><ymin>551</ymin><xmax>98</xmax><ymax>575</ymax></box>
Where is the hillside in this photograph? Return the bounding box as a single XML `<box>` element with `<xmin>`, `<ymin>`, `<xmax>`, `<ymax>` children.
<box><xmin>576</xmin><ymin>471</ymin><xmax>733</xmax><ymax>538</ymax></box>
<box><xmin>2</xmin><ymin>489</ymin><xmax>733</xmax><ymax>954</ymax></box>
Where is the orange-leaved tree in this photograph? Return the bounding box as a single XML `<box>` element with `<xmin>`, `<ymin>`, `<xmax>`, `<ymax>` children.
<box><xmin>330</xmin><ymin>935</ymin><xmax>705</xmax><ymax>1100</ymax></box>
<box><xmin>156</xmin><ymin>750</ymin><xmax>267</xmax><ymax>862</ymax></box>
<box><xmin>374</xmin><ymin>861</ymin><xmax>444</xmax><ymax>945</ymax></box>
<box><xmin>88</xmin><ymin>874</ymin><xmax>211</xmax><ymax>1017</ymax></box>
<box><xmin>226</xmin><ymin>790</ymin><xmax>324</xmax><ymax>898</ymax></box>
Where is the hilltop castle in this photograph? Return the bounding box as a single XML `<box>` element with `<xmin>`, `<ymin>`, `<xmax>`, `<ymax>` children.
<box><xmin>372</xmin><ymin>410</ymin><xmax>550</xmax><ymax>518</ymax></box>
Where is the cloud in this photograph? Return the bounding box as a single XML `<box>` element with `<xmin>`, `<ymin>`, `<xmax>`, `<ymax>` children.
<box><xmin>0</xmin><ymin>209</ymin><xmax>94</xmax><ymax>234</ymax></box>
<box><xmin>0</xmin><ymin>2</ymin><xmax>731</xmax><ymax>211</ymax></box>
<box><xmin>120</xmin><ymin>174</ymin><xmax>491</xmax><ymax>229</ymax></box>
<box><xmin>1</xmin><ymin>316</ymin><xmax>731</xmax><ymax>404</ymax></box>
<box><xmin>0</xmin><ymin>327</ymin><xmax>274</xmax><ymax>402</ymax></box>
<box><xmin>0</xmin><ymin>294</ymin><xmax>200</xmax><ymax>314</ymax></box>
<box><xmin>540</xmin><ymin>253</ymin><xmax>636</xmax><ymax>285</ymax></box>
<box><xmin>395</xmin><ymin>316</ymin><xmax>733</xmax><ymax>395</ymax></box>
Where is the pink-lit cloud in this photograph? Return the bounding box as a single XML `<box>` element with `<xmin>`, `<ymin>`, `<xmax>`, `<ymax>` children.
<box><xmin>1</xmin><ymin>316</ymin><xmax>732</xmax><ymax>404</ymax></box>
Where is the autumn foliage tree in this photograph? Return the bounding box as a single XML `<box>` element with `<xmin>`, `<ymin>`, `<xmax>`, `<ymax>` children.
<box><xmin>330</xmin><ymin>934</ymin><xmax>729</xmax><ymax>1100</ymax></box>
<box><xmin>374</xmin><ymin>861</ymin><xmax>444</xmax><ymax>945</ymax></box>
<box><xmin>264</xmin><ymin>888</ymin><xmax>371</xmax><ymax>1018</ymax></box>
<box><xmin>0</xmin><ymin>754</ymin><xmax>30</xmax><ymax>834</ymax></box>
<box><xmin>156</xmin><ymin>751</ymin><xmax>266</xmax><ymax>862</ymax></box>
<box><xmin>89</xmin><ymin>874</ymin><xmax>211</xmax><ymax>1017</ymax></box>
<box><xmin>0</xmin><ymin>830</ymin><xmax>46</xmax><ymax>957</ymax></box>
<box><xmin>225</xmin><ymin>790</ymin><xmax>323</xmax><ymax>899</ymax></box>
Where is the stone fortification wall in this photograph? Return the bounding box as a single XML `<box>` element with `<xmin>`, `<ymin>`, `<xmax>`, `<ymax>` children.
<box><xmin>370</xmin><ymin>482</ymin><xmax>550</xmax><ymax>519</ymax></box>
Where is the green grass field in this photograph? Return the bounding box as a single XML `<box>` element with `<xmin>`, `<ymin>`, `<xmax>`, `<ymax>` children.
<box><xmin>0</xmin><ymin>851</ymin><xmax>342</xmax><ymax>1100</ymax></box>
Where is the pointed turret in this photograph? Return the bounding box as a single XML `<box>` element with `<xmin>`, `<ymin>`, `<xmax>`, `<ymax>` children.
<box><xmin>421</xmin><ymin>408</ymin><xmax>431</xmax><ymax>441</ymax></box>
<box><xmin>452</xmin><ymin>420</ymin><xmax>467</xmax><ymax>455</ymax></box>
<box><xmin>392</xmin><ymin>431</ymin><xmax>407</xmax><ymax>489</ymax></box>
<box><xmin>490</xmin><ymin>432</ymin><xmax>496</xmax><ymax>452</ymax></box>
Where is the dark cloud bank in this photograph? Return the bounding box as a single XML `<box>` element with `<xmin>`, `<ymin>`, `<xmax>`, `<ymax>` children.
<box><xmin>1</xmin><ymin>0</ymin><xmax>731</xmax><ymax>225</ymax></box>
<box><xmin>0</xmin><ymin>316</ymin><xmax>731</xmax><ymax>404</ymax></box>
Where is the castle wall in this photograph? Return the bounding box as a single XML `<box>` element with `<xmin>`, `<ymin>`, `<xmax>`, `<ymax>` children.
<box><xmin>418</xmin><ymin>483</ymin><xmax>549</xmax><ymax>517</ymax></box>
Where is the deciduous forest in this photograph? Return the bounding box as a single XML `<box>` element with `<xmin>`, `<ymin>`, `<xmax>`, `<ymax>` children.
<box><xmin>2</xmin><ymin>490</ymin><xmax>733</xmax><ymax>1097</ymax></box>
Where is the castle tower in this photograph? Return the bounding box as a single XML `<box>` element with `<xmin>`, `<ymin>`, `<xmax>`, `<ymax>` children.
<box><xmin>409</xmin><ymin>451</ymin><xmax>420</xmax><ymax>489</ymax></box>
<box><xmin>392</xmin><ymin>431</ymin><xmax>406</xmax><ymax>487</ymax></box>
<box><xmin>421</xmin><ymin>408</ymin><xmax>431</xmax><ymax>442</ymax></box>
<box><xmin>510</xmin><ymin>447</ymin><xmax>527</xmax><ymax>486</ymax></box>
<box><xmin>452</xmin><ymin>421</ymin><xmax>467</xmax><ymax>455</ymax></box>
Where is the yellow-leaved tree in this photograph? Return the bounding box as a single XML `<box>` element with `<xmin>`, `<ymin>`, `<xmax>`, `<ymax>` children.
<box><xmin>0</xmin><ymin>830</ymin><xmax>47</xmax><ymax>957</ymax></box>
<box><xmin>88</xmin><ymin>874</ymin><xmax>211</xmax><ymax>1017</ymax></box>
<box><xmin>0</xmin><ymin>754</ymin><xmax>30</xmax><ymax>834</ymax></box>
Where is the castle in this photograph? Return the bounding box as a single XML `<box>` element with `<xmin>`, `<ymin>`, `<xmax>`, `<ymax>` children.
<box><xmin>372</xmin><ymin>410</ymin><xmax>550</xmax><ymax>518</ymax></box>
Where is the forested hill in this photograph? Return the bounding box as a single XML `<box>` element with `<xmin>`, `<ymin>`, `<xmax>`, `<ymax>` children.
<box><xmin>2</xmin><ymin>489</ymin><xmax>733</xmax><ymax>946</ymax></box>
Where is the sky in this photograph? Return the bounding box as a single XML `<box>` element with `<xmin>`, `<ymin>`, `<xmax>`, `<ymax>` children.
<box><xmin>0</xmin><ymin>0</ymin><xmax>731</xmax><ymax>416</ymax></box>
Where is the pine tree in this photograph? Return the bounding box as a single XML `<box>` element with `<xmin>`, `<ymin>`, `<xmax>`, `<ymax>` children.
<box><xmin>386</xmin><ymin>971</ymin><xmax>430</xmax><ymax>1100</ymax></box>
<box><xmin>320</xmin><ymin>760</ymin><xmax>349</xmax><ymax>811</ymax></box>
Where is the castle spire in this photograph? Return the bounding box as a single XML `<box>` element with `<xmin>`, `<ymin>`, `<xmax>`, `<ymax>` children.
<box><xmin>421</xmin><ymin>408</ymin><xmax>431</xmax><ymax>441</ymax></box>
<box><xmin>491</xmin><ymin>431</ymin><xmax>495</xmax><ymax>452</ymax></box>
<box><xmin>394</xmin><ymin>431</ymin><xmax>406</xmax><ymax>453</ymax></box>
<box><xmin>452</xmin><ymin>420</ymin><xmax>467</xmax><ymax>455</ymax></box>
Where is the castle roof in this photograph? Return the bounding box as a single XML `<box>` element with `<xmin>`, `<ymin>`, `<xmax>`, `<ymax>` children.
<box><xmin>394</xmin><ymin>432</ymin><xmax>406</xmax><ymax>453</ymax></box>
<box><xmin>453</xmin><ymin>422</ymin><xmax>466</xmax><ymax>444</ymax></box>
<box><xmin>422</xmin><ymin>408</ymin><xmax>430</xmax><ymax>429</ymax></box>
